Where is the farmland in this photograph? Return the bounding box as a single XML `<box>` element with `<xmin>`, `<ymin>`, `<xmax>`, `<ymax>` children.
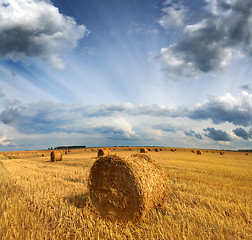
<box><xmin>0</xmin><ymin>148</ymin><xmax>251</xmax><ymax>239</ymax></box>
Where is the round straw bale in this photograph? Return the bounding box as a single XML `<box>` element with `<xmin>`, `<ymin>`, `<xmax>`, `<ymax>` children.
<box><xmin>170</xmin><ymin>149</ymin><xmax>174</xmax><ymax>152</ymax></box>
<box><xmin>191</xmin><ymin>150</ymin><xmax>195</xmax><ymax>153</ymax></box>
<box><xmin>147</xmin><ymin>148</ymin><xmax>152</xmax><ymax>151</ymax></box>
<box><xmin>219</xmin><ymin>151</ymin><xmax>224</xmax><ymax>155</ymax></box>
<box><xmin>154</xmin><ymin>148</ymin><xmax>159</xmax><ymax>152</ymax></box>
<box><xmin>50</xmin><ymin>151</ymin><xmax>62</xmax><ymax>162</ymax></box>
<box><xmin>140</xmin><ymin>148</ymin><xmax>148</xmax><ymax>153</ymax></box>
<box><xmin>196</xmin><ymin>150</ymin><xmax>202</xmax><ymax>155</ymax></box>
<box><xmin>88</xmin><ymin>154</ymin><xmax>169</xmax><ymax>222</ymax></box>
<box><xmin>97</xmin><ymin>148</ymin><xmax>111</xmax><ymax>158</ymax></box>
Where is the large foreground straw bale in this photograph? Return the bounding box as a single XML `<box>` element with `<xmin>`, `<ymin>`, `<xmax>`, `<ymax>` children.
<box><xmin>50</xmin><ymin>151</ymin><xmax>62</xmax><ymax>162</ymax></box>
<box><xmin>97</xmin><ymin>148</ymin><xmax>111</xmax><ymax>158</ymax></box>
<box><xmin>88</xmin><ymin>154</ymin><xmax>169</xmax><ymax>221</ymax></box>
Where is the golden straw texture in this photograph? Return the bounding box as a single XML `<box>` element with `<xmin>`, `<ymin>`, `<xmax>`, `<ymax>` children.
<box><xmin>88</xmin><ymin>154</ymin><xmax>169</xmax><ymax>221</ymax></box>
<box><xmin>140</xmin><ymin>148</ymin><xmax>148</xmax><ymax>153</ymax></box>
<box><xmin>97</xmin><ymin>148</ymin><xmax>111</xmax><ymax>158</ymax></box>
<box><xmin>50</xmin><ymin>151</ymin><xmax>62</xmax><ymax>162</ymax></box>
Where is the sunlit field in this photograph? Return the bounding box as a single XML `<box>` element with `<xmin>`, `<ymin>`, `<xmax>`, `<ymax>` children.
<box><xmin>0</xmin><ymin>148</ymin><xmax>251</xmax><ymax>239</ymax></box>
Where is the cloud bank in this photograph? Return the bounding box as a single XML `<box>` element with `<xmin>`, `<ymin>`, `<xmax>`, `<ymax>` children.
<box><xmin>159</xmin><ymin>0</ymin><xmax>252</xmax><ymax>79</ymax></box>
<box><xmin>0</xmin><ymin>92</ymin><xmax>251</xmax><ymax>147</ymax></box>
<box><xmin>0</xmin><ymin>0</ymin><xmax>88</xmax><ymax>69</ymax></box>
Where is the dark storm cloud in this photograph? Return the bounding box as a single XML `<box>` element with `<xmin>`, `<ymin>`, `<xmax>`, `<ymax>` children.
<box><xmin>233</xmin><ymin>128</ymin><xmax>252</xmax><ymax>140</ymax></box>
<box><xmin>184</xmin><ymin>129</ymin><xmax>195</xmax><ymax>136</ymax></box>
<box><xmin>0</xmin><ymin>0</ymin><xmax>87</xmax><ymax>69</ymax></box>
<box><xmin>153</xmin><ymin>124</ymin><xmax>177</xmax><ymax>133</ymax></box>
<box><xmin>194</xmin><ymin>133</ymin><xmax>203</xmax><ymax>140</ymax></box>
<box><xmin>184</xmin><ymin>129</ymin><xmax>203</xmax><ymax>140</ymax></box>
<box><xmin>0</xmin><ymin>107</ymin><xmax>20</xmax><ymax>124</ymax></box>
<box><xmin>159</xmin><ymin>0</ymin><xmax>252</xmax><ymax>79</ymax></box>
<box><xmin>240</xmin><ymin>84</ymin><xmax>252</xmax><ymax>91</ymax></box>
<box><xmin>203</xmin><ymin>128</ymin><xmax>232</xmax><ymax>141</ymax></box>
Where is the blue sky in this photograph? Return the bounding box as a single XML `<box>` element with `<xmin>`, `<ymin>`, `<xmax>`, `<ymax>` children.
<box><xmin>0</xmin><ymin>0</ymin><xmax>252</xmax><ymax>150</ymax></box>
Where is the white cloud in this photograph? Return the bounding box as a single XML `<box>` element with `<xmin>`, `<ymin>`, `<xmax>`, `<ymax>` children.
<box><xmin>159</xmin><ymin>1</ymin><xmax>187</xmax><ymax>30</ymax></box>
<box><xmin>0</xmin><ymin>136</ymin><xmax>14</xmax><ymax>146</ymax></box>
<box><xmin>91</xmin><ymin>117</ymin><xmax>140</xmax><ymax>140</ymax></box>
<box><xmin>0</xmin><ymin>0</ymin><xmax>88</xmax><ymax>69</ymax></box>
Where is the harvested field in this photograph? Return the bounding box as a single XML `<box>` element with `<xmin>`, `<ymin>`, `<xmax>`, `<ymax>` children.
<box><xmin>0</xmin><ymin>147</ymin><xmax>251</xmax><ymax>239</ymax></box>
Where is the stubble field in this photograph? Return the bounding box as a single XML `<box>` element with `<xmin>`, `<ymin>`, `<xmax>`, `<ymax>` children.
<box><xmin>0</xmin><ymin>147</ymin><xmax>251</xmax><ymax>239</ymax></box>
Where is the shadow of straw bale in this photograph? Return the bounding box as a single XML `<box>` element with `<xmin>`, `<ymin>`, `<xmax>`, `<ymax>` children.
<box><xmin>64</xmin><ymin>193</ymin><xmax>90</xmax><ymax>208</ymax></box>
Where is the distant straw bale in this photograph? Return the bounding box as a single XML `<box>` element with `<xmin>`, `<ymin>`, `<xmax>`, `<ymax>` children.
<box><xmin>191</xmin><ymin>150</ymin><xmax>195</xmax><ymax>153</ymax></box>
<box><xmin>170</xmin><ymin>149</ymin><xmax>174</xmax><ymax>152</ymax></box>
<box><xmin>154</xmin><ymin>149</ymin><xmax>159</xmax><ymax>152</ymax></box>
<box><xmin>147</xmin><ymin>148</ymin><xmax>152</xmax><ymax>151</ymax></box>
<box><xmin>196</xmin><ymin>150</ymin><xmax>202</xmax><ymax>155</ymax></box>
<box><xmin>97</xmin><ymin>148</ymin><xmax>111</xmax><ymax>158</ymax></box>
<box><xmin>50</xmin><ymin>151</ymin><xmax>62</xmax><ymax>162</ymax></box>
<box><xmin>88</xmin><ymin>154</ymin><xmax>169</xmax><ymax>222</ymax></box>
<box><xmin>219</xmin><ymin>151</ymin><xmax>224</xmax><ymax>155</ymax></box>
<box><xmin>140</xmin><ymin>148</ymin><xmax>148</xmax><ymax>153</ymax></box>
